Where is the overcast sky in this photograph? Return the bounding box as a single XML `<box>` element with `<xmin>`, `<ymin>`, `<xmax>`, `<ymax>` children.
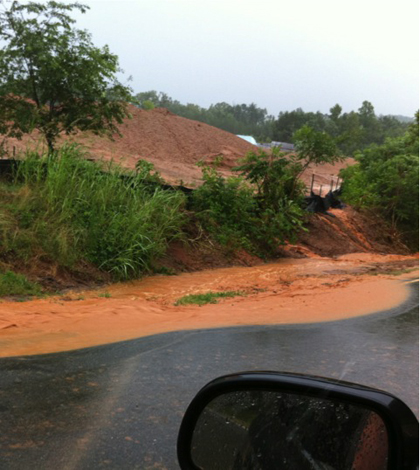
<box><xmin>73</xmin><ymin>0</ymin><xmax>419</xmax><ymax>117</ymax></box>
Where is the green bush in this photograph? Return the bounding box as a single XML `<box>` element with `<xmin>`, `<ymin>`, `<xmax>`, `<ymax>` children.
<box><xmin>235</xmin><ymin>149</ymin><xmax>306</xmax><ymax>247</ymax></box>
<box><xmin>0</xmin><ymin>271</ymin><xmax>42</xmax><ymax>297</ymax></box>
<box><xmin>135</xmin><ymin>159</ymin><xmax>164</xmax><ymax>184</ymax></box>
<box><xmin>192</xmin><ymin>163</ymin><xmax>260</xmax><ymax>252</ymax></box>
<box><xmin>340</xmin><ymin>113</ymin><xmax>419</xmax><ymax>249</ymax></box>
<box><xmin>192</xmin><ymin>152</ymin><xmax>306</xmax><ymax>255</ymax></box>
<box><xmin>10</xmin><ymin>145</ymin><xmax>186</xmax><ymax>279</ymax></box>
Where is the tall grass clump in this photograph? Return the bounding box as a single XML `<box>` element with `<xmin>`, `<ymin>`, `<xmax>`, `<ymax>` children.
<box><xmin>12</xmin><ymin>145</ymin><xmax>186</xmax><ymax>279</ymax></box>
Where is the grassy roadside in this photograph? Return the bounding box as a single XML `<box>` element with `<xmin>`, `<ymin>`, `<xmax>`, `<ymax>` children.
<box><xmin>0</xmin><ymin>144</ymin><xmax>187</xmax><ymax>295</ymax></box>
<box><xmin>0</xmin><ymin>144</ymin><xmax>309</xmax><ymax>297</ymax></box>
<box><xmin>2</xmin><ymin>144</ymin><xmax>415</xmax><ymax>300</ymax></box>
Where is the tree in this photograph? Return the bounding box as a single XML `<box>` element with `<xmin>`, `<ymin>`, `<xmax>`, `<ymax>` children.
<box><xmin>289</xmin><ymin>125</ymin><xmax>341</xmax><ymax>197</ymax></box>
<box><xmin>0</xmin><ymin>1</ymin><xmax>133</xmax><ymax>153</ymax></box>
<box><xmin>357</xmin><ymin>100</ymin><xmax>381</xmax><ymax>146</ymax></box>
<box><xmin>293</xmin><ymin>125</ymin><xmax>341</xmax><ymax>171</ymax></box>
<box><xmin>335</xmin><ymin>111</ymin><xmax>363</xmax><ymax>155</ymax></box>
<box><xmin>340</xmin><ymin>113</ymin><xmax>419</xmax><ymax>248</ymax></box>
<box><xmin>234</xmin><ymin>147</ymin><xmax>304</xmax><ymax>207</ymax></box>
<box><xmin>272</xmin><ymin>109</ymin><xmax>308</xmax><ymax>142</ymax></box>
<box><xmin>232</xmin><ymin>147</ymin><xmax>306</xmax><ymax>247</ymax></box>
<box><xmin>135</xmin><ymin>90</ymin><xmax>160</xmax><ymax>108</ymax></box>
<box><xmin>329</xmin><ymin>104</ymin><xmax>342</xmax><ymax>122</ymax></box>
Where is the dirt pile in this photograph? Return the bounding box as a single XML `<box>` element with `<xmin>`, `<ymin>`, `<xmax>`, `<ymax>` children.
<box><xmin>5</xmin><ymin>105</ymin><xmax>353</xmax><ymax>188</ymax></box>
<box><xmin>76</xmin><ymin>107</ymin><xmax>263</xmax><ymax>185</ymax></box>
<box><xmin>6</xmin><ymin>106</ymin><xmax>258</xmax><ymax>185</ymax></box>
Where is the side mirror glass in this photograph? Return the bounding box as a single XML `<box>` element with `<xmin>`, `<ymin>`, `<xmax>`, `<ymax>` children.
<box><xmin>191</xmin><ymin>390</ymin><xmax>388</xmax><ymax>470</ymax></box>
<box><xmin>178</xmin><ymin>373</ymin><xmax>419</xmax><ymax>470</ymax></box>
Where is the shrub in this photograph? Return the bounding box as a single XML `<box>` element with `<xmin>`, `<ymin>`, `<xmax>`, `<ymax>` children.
<box><xmin>192</xmin><ymin>163</ymin><xmax>260</xmax><ymax>252</ymax></box>
<box><xmin>192</xmin><ymin>152</ymin><xmax>306</xmax><ymax>255</ymax></box>
<box><xmin>11</xmin><ymin>145</ymin><xmax>186</xmax><ymax>279</ymax></box>
<box><xmin>340</xmin><ymin>113</ymin><xmax>419</xmax><ymax>249</ymax></box>
<box><xmin>135</xmin><ymin>159</ymin><xmax>164</xmax><ymax>184</ymax></box>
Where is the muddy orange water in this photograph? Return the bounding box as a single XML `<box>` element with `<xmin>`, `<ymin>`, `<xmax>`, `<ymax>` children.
<box><xmin>0</xmin><ymin>254</ymin><xmax>417</xmax><ymax>357</ymax></box>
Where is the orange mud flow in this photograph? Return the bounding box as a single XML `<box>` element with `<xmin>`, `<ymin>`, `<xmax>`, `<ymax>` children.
<box><xmin>0</xmin><ymin>254</ymin><xmax>417</xmax><ymax>357</ymax></box>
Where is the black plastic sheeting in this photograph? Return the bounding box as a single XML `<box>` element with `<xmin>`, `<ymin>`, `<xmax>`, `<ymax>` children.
<box><xmin>0</xmin><ymin>159</ymin><xmax>20</xmax><ymax>176</ymax></box>
<box><xmin>304</xmin><ymin>189</ymin><xmax>345</xmax><ymax>214</ymax></box>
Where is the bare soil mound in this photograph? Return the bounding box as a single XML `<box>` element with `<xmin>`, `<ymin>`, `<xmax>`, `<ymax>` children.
<box><xmin>76</xmin><ymin>107</ymin><xmax>263</xmax><ymax>185</ymax></box>
<box><xmin>5</xmin><ymin>105</ymin><xmax>353</xmax><ymax>188</ymax></box>
<box><xmin>6</xmin><ymin>106</ymin><xmax>258</xmax><ymax>185</ymax></box>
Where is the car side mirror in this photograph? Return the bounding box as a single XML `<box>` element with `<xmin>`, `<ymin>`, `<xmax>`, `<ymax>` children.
<box><xmin>178</xmin><ymin>372</ymin><xmax>419</xmax><ymax>470</ymax></box>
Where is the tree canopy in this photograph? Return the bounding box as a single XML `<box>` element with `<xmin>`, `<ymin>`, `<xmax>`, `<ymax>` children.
<box><xmin>340</xmin><ymin>112</ymin><xmax>419</xmax><ymax>248</ymax></box>
<box><xmin>0</xmin><ymin>1</ymin><xmax>133</xmax><ymax>152</ymax></box>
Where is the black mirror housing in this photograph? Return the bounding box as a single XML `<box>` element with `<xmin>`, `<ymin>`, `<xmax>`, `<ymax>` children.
<box><xmin>178</xmin><ymin>372</ymin><xmax>419</xmax><ymax>470</ymax></box>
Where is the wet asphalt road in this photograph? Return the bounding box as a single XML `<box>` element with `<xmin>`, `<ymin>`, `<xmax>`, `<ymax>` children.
<box><xmin>0</xmin><ymin>283</ymin><xmax>418</xmax><ymax>470</ymax></box>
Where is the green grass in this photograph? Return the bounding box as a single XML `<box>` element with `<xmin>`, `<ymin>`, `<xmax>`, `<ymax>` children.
<box><xmin>98</xmin><ymin>292</ymin><xmax>112</xmax><ymax>298</ymax></box>
<box><xmin>2</xmin><ymin>144</ymin><xmax>186</xmax><ymax>280</ymax></box>
<box><xmin>0</xmin><ymin>271</ymin><xmax>42</xmax><ymax>297</ymax></box>
<box><xmin>174</xmin><ymin>290</ymin><xmax>246</xmax><ymax>306</ymax></box>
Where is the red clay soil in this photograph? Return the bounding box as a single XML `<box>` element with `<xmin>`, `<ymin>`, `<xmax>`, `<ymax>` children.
<box><xmin>0</xmin><ymin>255</ymin><xmax>417</xmax><ymax>357</ymax></box>
<box><xmin>158</xmin><ymin>206</ymin><xmax>412</xmax><ymax>276</ymax></box>
<box><xmin>5</xmin><ymin>106</ymin><xmax>257</xmax><ymax>185</ymax></box>
<box><xmin>4</xmin><ymin>105</ymin><xmax>354</xmax><ymax>188</ymax></box>
<box><xmin>280</xmin><ymin>207</ymin><xmax>412</xmax><ymax>259</ymax></box>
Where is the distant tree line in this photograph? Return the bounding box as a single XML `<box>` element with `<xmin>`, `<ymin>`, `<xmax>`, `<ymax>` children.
<box><xmin>135</xmin><ymin>91</ymin><xmax>412</xmax><ymax>157</ymax></box>
<box><xmin>275</xmin><ymin>102</ymin><xmax>412</xmax><ymax>156</ymax></box>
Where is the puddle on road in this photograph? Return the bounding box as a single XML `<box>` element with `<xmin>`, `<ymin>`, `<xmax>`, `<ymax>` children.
<box><xmin>0</xmin><ymin>254</ymin><xmax>416</xmax><ymax>357</ymax></box>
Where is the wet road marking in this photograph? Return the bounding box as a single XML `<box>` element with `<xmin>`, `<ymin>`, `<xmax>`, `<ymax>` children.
<box><xmin>403</xmin><ymin>279</ymin><xmax>419</xmax><ymax>284</ymax></box>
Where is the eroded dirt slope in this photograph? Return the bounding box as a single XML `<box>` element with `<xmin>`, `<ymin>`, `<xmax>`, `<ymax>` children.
<box><xmin>5</xmin><ymin>105</ymin><xmax>353</xmax><ymax>188</ymax></box>
<box><xmin>280</xmin><ymin>207</ymin><xmax>411</xmax><ymax>259</ymax></box>
<box><xmin>5</xmin><ymin>106</ymin><xmax>257</xmax><ymax>185</ymax></box>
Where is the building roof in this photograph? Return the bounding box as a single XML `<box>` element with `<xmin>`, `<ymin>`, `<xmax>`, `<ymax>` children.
<box><xmin>237</xmin><ymin>135</ymin><xmax>258</xmax><ymax>145</ymax></box>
